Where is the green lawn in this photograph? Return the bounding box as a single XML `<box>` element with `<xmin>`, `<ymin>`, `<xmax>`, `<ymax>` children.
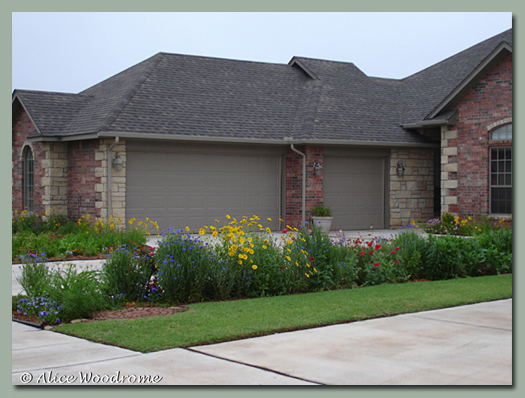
<box><xmin>56</xmin><ymin>274</ymin><xmax>512</xmax><ymax>353</ymax></box>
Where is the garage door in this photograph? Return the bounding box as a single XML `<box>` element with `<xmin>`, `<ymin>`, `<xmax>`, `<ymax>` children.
<box><xmin>324</xmin><ymin>156</ymin><xmax>386</xmax><ymax>230</ymax></box>
<box><xmin>126</xmin><ymin>142</ymin><xmax>283</xmax><ymax>231</ymax></box>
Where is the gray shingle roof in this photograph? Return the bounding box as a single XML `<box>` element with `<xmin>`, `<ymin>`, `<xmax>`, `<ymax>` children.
<box><xmin>13</xmin><ymin>28</ymin><xmax>512</xmax><ymax>146</ymax></box>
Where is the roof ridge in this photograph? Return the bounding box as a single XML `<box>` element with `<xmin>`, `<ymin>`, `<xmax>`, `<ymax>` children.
<box><xmin>98</xmin><ymin>53</ymin><xmax>165</xmax><ymax>132</ymax></box>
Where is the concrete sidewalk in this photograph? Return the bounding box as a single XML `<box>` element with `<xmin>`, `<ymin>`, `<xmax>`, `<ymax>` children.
<box><xmin>12</xmin><ymin>299</ymin><xmax>512</xmax><ymax>385</ymax></box>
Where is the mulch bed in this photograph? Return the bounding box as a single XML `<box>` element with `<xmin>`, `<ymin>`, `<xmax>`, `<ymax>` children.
<box><xmin>12</xmin><ymin>305</ymin><xmax>187</xmax><ymax>328</ymax></box>
<box><xmin>90</xmin><ymin>305</ymin><xmax>187</xmax><ymax>321</ymax></box>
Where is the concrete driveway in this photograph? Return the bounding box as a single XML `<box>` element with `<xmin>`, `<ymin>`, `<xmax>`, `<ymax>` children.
<box><xmin>12</xmin><ymin>299</ymin><xmax>512</xmax><ymax>385</ymax></box>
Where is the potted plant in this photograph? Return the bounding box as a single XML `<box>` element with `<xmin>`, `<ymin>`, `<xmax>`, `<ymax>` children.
<box><xmin>311</xmin><ymin>205</ymin><xmax>333</xmax><ymax>233</ymax></box>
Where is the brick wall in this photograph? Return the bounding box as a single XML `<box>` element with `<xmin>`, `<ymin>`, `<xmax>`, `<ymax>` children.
<box><xmin>285</xmin><ymin>145</ymin><xmax>323</xmax><ymax>227</ymax></box>
<box><xmin>441</xmin><ymin>52</ymin><xmax>512</xmax><ymax>217</ymax></box>
<box><xmin>68</xmin><ymin>140</ymin><xmax>101</xmax><ymax>220</ymax></box>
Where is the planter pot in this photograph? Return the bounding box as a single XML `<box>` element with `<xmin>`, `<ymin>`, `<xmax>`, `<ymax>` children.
<box><xmin>311</xmin><ymin>217</ymin><xmax>333</xmax><ymax>233</ymax></box>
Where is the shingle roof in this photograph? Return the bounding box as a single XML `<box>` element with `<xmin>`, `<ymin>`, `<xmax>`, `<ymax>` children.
<box><xmin>13</xmin><ymin>28</ymin><xmax>512</xmax><ymax>146</ymax></box>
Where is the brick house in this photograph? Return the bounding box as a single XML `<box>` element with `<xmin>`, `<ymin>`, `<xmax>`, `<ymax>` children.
<box><xmin>12</xmin><ymin>29</ymin><xmax>512</xmax><ymax>231</ymax></box>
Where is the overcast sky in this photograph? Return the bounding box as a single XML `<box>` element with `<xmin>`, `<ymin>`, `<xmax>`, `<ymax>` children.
<box><xmin>12</xmin><ymin>12</ymin><xmax>512</xmax><ymax>93</ymax></box>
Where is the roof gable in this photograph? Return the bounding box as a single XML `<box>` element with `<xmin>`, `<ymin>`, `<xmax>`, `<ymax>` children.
<box><xmin>401</xmin><ymin>28</ymin><xmax>512</xmax><ymax>127</ymax></box>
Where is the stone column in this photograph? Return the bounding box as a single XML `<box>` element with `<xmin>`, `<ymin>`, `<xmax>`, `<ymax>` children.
<box><xmin>440</xmin><ymin>127</ymin><xmax>459</xmax><ymax>215</ymax></box>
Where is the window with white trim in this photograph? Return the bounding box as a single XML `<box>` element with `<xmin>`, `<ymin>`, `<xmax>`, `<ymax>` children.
<box><xmin>489</xmin><ymin>124</ymin><xmax>512</xmax><ymax>214</ymax></box>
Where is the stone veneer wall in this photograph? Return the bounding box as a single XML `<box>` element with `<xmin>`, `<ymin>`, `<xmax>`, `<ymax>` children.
<box><xmin>41</xmin><ymin>142</ymin><xmax>69</xmax><ymax>216</ymax></box>
<box><xmin>95</xmin><ymin>139</ymin><xmax>127</xmax><ymax>223</ymax></box>
<box><xmin>389</xmin><ymin>148</ymin><xmax>436</xmax><ymax>226</ymax></box>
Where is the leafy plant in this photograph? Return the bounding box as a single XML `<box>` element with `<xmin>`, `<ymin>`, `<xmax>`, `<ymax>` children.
<box><xmin>101</xmin><ymin>245</ymin><xmax>155</xmax><ymax>302</ymax></box>
<box><xmin>312</xmin><ymin>205</ymin><xmax>333</xmax><ymax>217</ymax></box>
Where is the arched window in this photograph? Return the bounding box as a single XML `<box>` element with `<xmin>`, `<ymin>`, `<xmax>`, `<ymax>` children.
<box><xmin>22</xmin><ymin>146</ymin><xmax>34</xmax><ymax>212</ymax></box>
<box><xmin>490</xmin><ymin>123</ymin><xmax>512</xmax><ymax>141</ymax></box>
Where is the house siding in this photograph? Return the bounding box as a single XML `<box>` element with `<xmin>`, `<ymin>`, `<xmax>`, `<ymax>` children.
<box><xmin>441</xmin><ymin>52</ymin><xmax>512</xmax><ymax>217</ymax></box>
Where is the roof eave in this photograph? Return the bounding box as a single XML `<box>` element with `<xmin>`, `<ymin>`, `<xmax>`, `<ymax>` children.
<box><xmin>25</xmin><ymin>130</ymin><xmax>438</xmax><ymax>148</ymax></box>
<box><xmin>12</xmin><ymin>93</ymin><xmax>45</xmax><ymax>137</ymax></box>
<box><xmin>426</xmin><ymin>42</ymin><xmax>512</xmax><ymax>120</ymax></box>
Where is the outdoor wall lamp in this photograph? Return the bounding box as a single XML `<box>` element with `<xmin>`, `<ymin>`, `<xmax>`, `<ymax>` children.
<box><xmin>313</xmin><ymin>161</ymin><xmax>323</xmax><ymax>176</ymax></box>
<box><xmin>112</xmin><ymin>153</ymin><xmax>124</xmax><ymax>172</ymax></box>
<box><xmin>396</xmin><ymin>161</ymin><xmax>405</xmax><ymax>177</ymax></box>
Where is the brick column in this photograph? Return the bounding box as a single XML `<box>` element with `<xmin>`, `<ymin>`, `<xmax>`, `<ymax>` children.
<box><xmin>285</xmin><ymin>145</ymin><xmax>323</xmax><ymax>228</ymax></box>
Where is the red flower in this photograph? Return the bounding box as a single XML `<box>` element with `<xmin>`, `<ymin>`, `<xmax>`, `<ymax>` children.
<box><xmin>375</xmin><ymin>244</ymin><xmax>381</xmax><ymax>251</ymax></box>
<box><xmin>360</xmin><ymin>251</ymin><xmax>365</xmax><ymax>256</ymax></box>
<box><xmin>391</xmin><ymin>250</ymin><xmax>397</xmax><ymax>255</ymax></box>
<box><xmin>367</xmin><ymin>241</ymin><xmax>373</xmax><ymax>247</ymax></box>
<box><xmin>374</xmin><ymin>263</ymin><xmax>380</xmax><ymax>267</ymax></box>
<box><xmin>395</xmin><ymin>260</ymin><xmax>400</xmax><ymax>265</ymax></box>
<box><xmin>281</xmin><ymin>266</ymin><xmax>285</xmax><ymax>270</ymax></box>
<box><xmin>282</xmin><ymin>228</ymin><xmax>289</xmax><ymax>233</ymax></box>
<box><xmin>309</xmin><ymin>256</ymin><xmax>315</xmax><ymax>262</ymax></box>
<box><xmin>369</xmin><ymin>251</ymin><xmax>374</xmax><ymax>256</ymax></box>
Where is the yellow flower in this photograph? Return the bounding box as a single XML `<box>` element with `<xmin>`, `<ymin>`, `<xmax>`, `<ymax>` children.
<box><xmin>252</xmin><ymin>265</ymin><xmax>258</xmax><ymax>270</ymax></box>
<box><xmin>262</xmin><ymin>245</ymin><xmax>267</xmax><ymax>249</ymax></box>
<box><xmin>215</xmin><ymin>219</ymin><xmax>220</xmax><ymax>223</ymax></box>
<box><xmin>305</xmin><ymin>273</ymin><xmax>310</xmax><ymax>278</ymax></box>
<box><xmin>226</xmin><ymin>215</ymin><xmax>231</xmax><ymax>220</ymax></box>
<box><xmin>267</xmin><ymin>217</ymin><xmax>272</xmax><ymax>222</ymax></box>
<box><xmin>212</xmin><ymin>231</ymin><xmax>218</xmax><ymax>238</ymax></box>
<box><xmin>238</xmin><ymin>261</ymin><xmax>243</xmax><ymax>265</ymax></box>
<box><xmin>138</xmin><ymin>221</ymin><xmax>143</xmax><ymax>226</ymax></box>
<box><xmin>286</xmin><ymin>256</ymin><xmax>291</xmax><ymax>261</ymax></box>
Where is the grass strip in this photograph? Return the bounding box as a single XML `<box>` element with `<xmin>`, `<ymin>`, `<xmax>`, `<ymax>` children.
<box><xmin>56</xmin><ymin>274</ymin><xmax>512</xmax><ymax>353</ymax></box>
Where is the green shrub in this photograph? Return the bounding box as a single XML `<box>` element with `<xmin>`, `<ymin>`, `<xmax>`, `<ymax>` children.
<box><xmin>101</xmin><ymin>245</ymin><xmax>156</xmax><ymax>302</ymax></box>
<box><xmin>46</xmin><ymin>265</ymin><xmax>108</xmax><ymax>322</ymax></box>
<box><xmin>154</xmin><ymin>231</ymin><xmax>212</xmax><ymax>303</ymax></box>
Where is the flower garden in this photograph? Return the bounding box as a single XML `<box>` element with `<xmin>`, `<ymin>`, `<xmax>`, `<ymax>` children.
<box><xmin>13</xmin><ymin>212</ymin><xmax>512</xmax><ymax>327</ymax></box>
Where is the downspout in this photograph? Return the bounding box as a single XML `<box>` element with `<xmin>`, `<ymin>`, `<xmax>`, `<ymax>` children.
<box><xmin>290</xmin><ymin>143</ymin><xmax>306</xmax><ymax>227</ymax></box>
<box><xmin>107</xmin><ymin>137</ymin><xmax>119</xmax><ymax>219</ymax></box>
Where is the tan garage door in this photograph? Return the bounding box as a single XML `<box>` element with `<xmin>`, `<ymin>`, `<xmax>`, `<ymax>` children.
<box><xmin>126</xmin><ymin>141</ymin><xmax>283</xmax><ymax>231</ymax></box>
<box><xmin>323</xmin><ymin>155</ymin><xmax>386</xmax><ymax>230</ymax></box>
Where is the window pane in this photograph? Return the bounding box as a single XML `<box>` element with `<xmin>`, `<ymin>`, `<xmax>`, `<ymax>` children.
<box><xmin>490</xmin><ymin>146</ymin><xmax>512</xmax><ymax>214</ymax></box>
<box><xmin>491</xmin><ymin>123</ymin><xmax>512</xmax><ymax>141</ymax></box>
